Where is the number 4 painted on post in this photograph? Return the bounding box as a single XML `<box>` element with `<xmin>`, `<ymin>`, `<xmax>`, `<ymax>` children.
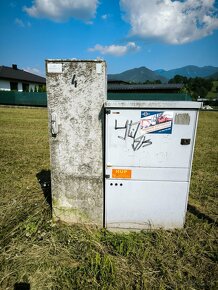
<box><xmin>71</xmin><ymin>74</ymin><xmax>77</xmax><ymax>87</ymax></box>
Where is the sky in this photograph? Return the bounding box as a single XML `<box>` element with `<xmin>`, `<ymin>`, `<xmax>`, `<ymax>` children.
<box><xmin>0</xmin><ymin>0</ymin><xmax>218</xmax><ymax>75</ymax></box>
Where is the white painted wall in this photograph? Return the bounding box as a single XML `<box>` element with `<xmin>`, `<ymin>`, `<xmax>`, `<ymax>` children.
<box><xmin>18</xmin><ymin>82</ymin><xmax>22</xmax><ymax>92</ymax></box>
<box><xmin>0</xmin><ymin>80</ymin><xmax>10</xmax><ymax>91</ymax></box>
<box><xmin>0</xmin><ymin>79</ymin><xmax>40</xmax><ymax>92</ymax></box>
<box><xmin>29</xmin><ymin>83</ymin><xmax>39</xmax><ymax>92</ymax></box>
<box><xmin>29</xmin><ymin>84</ymin><xmax>35</xmax><ymax>91</ymax></box>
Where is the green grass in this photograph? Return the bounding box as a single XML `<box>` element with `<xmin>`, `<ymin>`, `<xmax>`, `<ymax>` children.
<box><xmin>0</xmin><ymin>107</ymin><xmax>217</xmax><ymax>290</ymax></box>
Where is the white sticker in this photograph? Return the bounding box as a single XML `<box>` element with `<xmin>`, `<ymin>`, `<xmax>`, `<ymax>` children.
<box><xmin>174</xmin><ymin>113</ymin><xmax>190</xmax><ymax>125</ymax></box>
<box><xmin>47</xmin><ymin>63</ymin><xmax>63</xmax><ymax>73</ymax></box>
<box><xmin>96</xmin><ymin>63</ymin><xmax>102</xmax><ymax>74</ymax></box>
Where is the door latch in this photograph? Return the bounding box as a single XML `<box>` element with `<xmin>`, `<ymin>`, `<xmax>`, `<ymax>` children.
<box><xmin>181</xmin><ymin>138</ymin><xmax>191</xmax><ymax>145</ymax></box>
<box><xmin>51</xmin><ymin>112</ymin><xmax>58</xmax><ymax>135</ymax></box>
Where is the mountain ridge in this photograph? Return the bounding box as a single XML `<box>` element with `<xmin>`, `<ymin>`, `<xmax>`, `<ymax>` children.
<box><xmin>155</xmin><ymin>65</ymin><xmax>218</xmax><ymax>79</ymax></box>
<box><xmin>108</xmin><ymin>65</ymin><xmax>218</xmax><ymax>83</ymax></box>
<box><xmin>108</xmin><ymin>66</ymin><xmax>167</xmax><ymax>83</ymax></box>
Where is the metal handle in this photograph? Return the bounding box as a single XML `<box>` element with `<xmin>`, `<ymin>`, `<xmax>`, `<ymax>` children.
<box><xmin>181</xmin><ymin>138</ymin><xmax>191</xmax><ymax>145</ymax></box>
<box><xmin>51</xmin><ymin>112</ymin><xmax>58</xmax><ymax>135</ymax></box>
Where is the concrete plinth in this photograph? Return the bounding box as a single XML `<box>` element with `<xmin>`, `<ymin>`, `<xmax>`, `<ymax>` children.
<box><xmin>46</xmin><ymin>60</ymin><xmax>106</xmax><ymax>226</ymax></box>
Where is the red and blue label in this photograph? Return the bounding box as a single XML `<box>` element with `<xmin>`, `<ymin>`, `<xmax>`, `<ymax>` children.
<box><xmin>140</xmin><ymin>111</ymin><xmax>173</xmax><ymax>134</ymax></box>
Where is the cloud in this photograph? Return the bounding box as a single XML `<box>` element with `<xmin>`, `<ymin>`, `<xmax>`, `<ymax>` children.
<box><xmin>24</xmin><ymin>0</ymin><xmax>99</xmax><ymax>22</ymax></box>
<box><xmin>89</xmin><ymin>42</ymin><xmax>140</xmax><ymax>56</ymax></box>
<box><xmin>15</xmin><ymin>18</ymin><xmax>25</xmax><ymax>27</ymax></box>
<box><xmin>101</xmin><ymin>14</ymin><xmax>110</xmax><ymax>20</ymax></box>
<box><xmin>23</xmin><ymin>67</ymin><xmax>43</xmax><ymax>76</ymax></box>
<box><xmin>15</xmin><ymin>18</ymin><xmax>31</xmax><ymax>28</ymax></box>
<box><xmin>120</xmin><ymin>0</ymin><xmax>218</xmax><ymax>44</ymax></box>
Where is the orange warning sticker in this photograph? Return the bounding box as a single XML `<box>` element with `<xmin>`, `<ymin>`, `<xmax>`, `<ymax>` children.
<box><xmin>112</xmin><ymin>169</ymin><xmax>132</xmax><ymax>179</ymax></box>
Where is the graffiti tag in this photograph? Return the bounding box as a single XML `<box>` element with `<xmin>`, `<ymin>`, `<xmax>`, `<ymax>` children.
<box><xmin>115</xmin><ymin>119</ymin><xmax>152</xmax><ymax>151</ymax></box>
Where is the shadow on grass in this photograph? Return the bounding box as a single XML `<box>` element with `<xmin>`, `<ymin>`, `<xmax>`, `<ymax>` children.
<box><xmin>188</xmin><ymin>204</ymin><xmax>218</xmax><ymax>226</ymax></box>
<box><xmin>14</xmin><ymin>283</ymin><xmax>30</xmax><ymax>290</ymax></box>
<box><xmin>36</xmin><ymin>169</ymin><xmax>52</xmax><ymax>208</ymax></box>
<box><xmin>35</xmin><ymin>171</ymin><xmax>218</xmax><ymax>227</ymax></box>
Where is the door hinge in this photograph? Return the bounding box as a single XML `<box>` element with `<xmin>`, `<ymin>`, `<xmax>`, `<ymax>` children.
<box><xmin>105</xmin><ymin>174</ymin><xmax>110</xmax><ymax>179</ymax></box>
<box><xmin>105</xmin><ymin>109</ymin><xmax>111</xmax><ymax>115</ymax></box>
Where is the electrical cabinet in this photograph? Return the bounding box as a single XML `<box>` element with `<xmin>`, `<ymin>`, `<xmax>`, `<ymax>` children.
<box><xmin>105</xmin><ymin>101</ymin><xmax>201</xmax><ymax>231</ymax></box>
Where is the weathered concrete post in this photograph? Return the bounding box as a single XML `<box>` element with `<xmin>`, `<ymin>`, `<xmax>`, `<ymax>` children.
<box><xmin>46</xmin><ymin>59</ymin><xmax>107</xmax><ymax>226</ymax></box>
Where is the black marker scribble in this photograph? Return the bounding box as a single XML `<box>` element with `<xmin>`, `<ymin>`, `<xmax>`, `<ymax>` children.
<box><xmin>115</xmin><ymin>119</ymin><xmax>152</xmax><ymax>151</ymax></box>
<box><xmin>132</xmin><ymin>135</ymin><xmax>152</xmax><ymax>151</ymax></box>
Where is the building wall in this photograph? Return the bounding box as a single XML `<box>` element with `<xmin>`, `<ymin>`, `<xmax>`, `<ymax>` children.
<box><xmin>18</xmin><ymin>82</ymin><xmax>22</xmax><ymax>92</ymax></box>
<box><xmin>0</xmin><ymin>80</ymin><xmax>10</xmax><ymax>90</ymax></box>
<box><xmin>29</xmin><ymin>83</ymin><xmax>38</xmax><ymax>91</ymax></box>
<box><xmin>0</xmin><ymin>79</ymin><xmax>42</xmax><ymax>92</ymax></box>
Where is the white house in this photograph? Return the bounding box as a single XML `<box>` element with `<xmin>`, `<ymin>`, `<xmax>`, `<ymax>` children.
<box><xmin>0</xmin><ymin>64</ymin><xmax>46</xmax><ymax>92</ymax></box>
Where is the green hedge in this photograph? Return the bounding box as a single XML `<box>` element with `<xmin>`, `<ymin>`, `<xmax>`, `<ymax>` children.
<box><xmin>0</xmin><ymin>91</ymin><xmax>192</xmax><ymax>107</ymax></box>
<box><xmin>0</xmin><ymin>91</ymin><xmax>47</xmax><ymax>107</ymax></box>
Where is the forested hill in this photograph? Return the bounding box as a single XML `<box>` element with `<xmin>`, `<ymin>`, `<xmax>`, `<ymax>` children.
<box><xmin>108</xmin><ymin>65</ymin><xmax>218</xmax><ymax>83</ymax></box>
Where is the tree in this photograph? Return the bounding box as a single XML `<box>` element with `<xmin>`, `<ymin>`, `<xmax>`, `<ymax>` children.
<box><xmin>169</xmin><ymin>75</ymin><xmax>213</xmax><ymax>99</ymax></box>
<box><xmin>188</xmin><ymin>77</ymin><xmax>213</xmax><ymax>99</ymax></box>
<box><xmin>143</xmin><ymin>80</ymin><xmax>162</xmax><ymax>84</ymax></box>
<box><xmin>168</xmin><ymin>75</ymin><xmax>188</xmax><ymax>84</ymax></box>
<box><xmin>143</xmin><ymin>80</ymin><xmax>152</xmax><ymax>84</ymax></box>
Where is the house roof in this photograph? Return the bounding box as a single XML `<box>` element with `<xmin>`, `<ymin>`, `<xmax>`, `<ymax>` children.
<box><xmin>0</xmin><ymin>65</ymin><xmax>46</xmax><ymax>84</ymax></box>
<box><xmin>107</xmin><ymin>79</ymin><xmax>129</xmax><ymax>84</ymax></box>
<box><xmin>107</xmin><ymin>92</ymin><xmax>191</xmax><ymax>101</ymax></box>
<box><xmin>107</xmin><ymin>83</ymin><xmax>183</xmax><ymax>91</ymax></box>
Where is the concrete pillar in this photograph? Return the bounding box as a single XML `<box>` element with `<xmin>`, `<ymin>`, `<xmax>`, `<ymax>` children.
<box><xmin>46</xmin><ymin>60</ymin><xmax>107</xmax><ymax>226</ymax></box>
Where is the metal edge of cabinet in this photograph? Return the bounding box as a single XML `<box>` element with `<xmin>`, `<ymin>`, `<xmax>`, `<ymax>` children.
<box><xmin>183</xmin><ymin>109</ymin><xmax>200</xmax><ymax>226</ymax></box>
<box><xmin>104</xmin><ymin>107</ymin><xmax>110</xmax><ymax>228</ymax></box>
<box><xmin>105</xmin><ymin>101</ymin><xmax>202</xmax><ymax>109</ymax></box>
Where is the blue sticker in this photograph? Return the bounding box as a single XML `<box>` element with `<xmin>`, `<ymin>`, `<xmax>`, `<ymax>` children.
<box><xmin>141</xmin><ymin>111</ymin><xmax>173</xmax><ymax>134</ymax></box>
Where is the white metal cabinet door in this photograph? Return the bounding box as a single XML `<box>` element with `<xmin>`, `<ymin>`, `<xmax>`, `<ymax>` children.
<box><xmin>105</xmin><ymin>180</ymin><xmax>188</xmax><ymax>230</ymax></box>
<box><xmin>105</xmin><ymin>109</ymin><xmax>197</xmax><ymax>169</ymax></box>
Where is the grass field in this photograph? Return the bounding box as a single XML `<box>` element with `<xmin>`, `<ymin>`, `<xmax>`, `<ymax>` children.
<box><xmin>0</xmin><ymin>107</ymin><xmax>217</xmax><ymax>290</ymax></box>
